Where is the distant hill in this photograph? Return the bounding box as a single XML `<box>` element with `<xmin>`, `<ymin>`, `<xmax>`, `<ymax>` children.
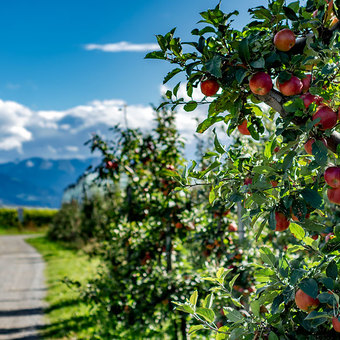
<box><xmin>0</xmin><ymin>158</ymin><xmax>99</xmax><ymax>208</ymax></box>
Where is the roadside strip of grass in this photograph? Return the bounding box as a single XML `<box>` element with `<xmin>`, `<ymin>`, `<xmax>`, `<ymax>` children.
<box><xmin>26</xmin><ymin>236</ymin><xmax>100</xmax><ymax>339</ymax></box>
<box><xmin>0</xmin><ymin>226</ymin><xmax>48</xmax><ymax>235</ymax></box>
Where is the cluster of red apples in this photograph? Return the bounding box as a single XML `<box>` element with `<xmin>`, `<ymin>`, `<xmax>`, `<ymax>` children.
<box><xmin>200</xmin><ymin>27</ymin><xmax>340</xmax><ymax>211</ymax></box>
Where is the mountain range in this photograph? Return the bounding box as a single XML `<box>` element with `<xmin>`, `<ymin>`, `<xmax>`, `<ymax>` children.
<box><xmin>0</xmin><ymin>157</ymin><xmax>99</xmax><ymax>208</ymax></box>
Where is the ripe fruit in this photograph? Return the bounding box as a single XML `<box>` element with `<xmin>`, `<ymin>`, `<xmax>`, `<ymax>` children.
<box><xmin>249</xmin><ymin>72</ymin><xmax>273</xmax><ymax>95</ymax></box>
<box><xmin>304</xmin><ymin>138</ymin><xmax>327</xmax><ymax>155</ymax></box>
<box><xmin>274</xmin><ymin>29</ymin><xmax>296</xmax><ymax>51</ymax></box>
<box><xmin>270</xmin><ymin>180</ymin><xmax>278</xmax><ymax>188</ymax></box>
<box><xmin>312</xmin><ymin>105</ymin><xmax>337</xmax><ymax>130</ymax></box>
<box><xmin>175</xmin><ymin>222</ymin><xmax>183</xmax><ymax>229</ymax></box>
<box><xmin>238</xmin><ymin>120</ymin><xmax>251</xmax><ymax>135</ymax></box>
<box><xmin>244</xmin><ymin>177</ymin><xmax>253</xmax><ymax>185</ymax></box>
<box><xmin>300</xmin><ymin>93</ymin><xmax>322</xmax><ymax>109</ymax></box>
<box><xmin>301</xmin><ymin>74</ymin><xmax>311</xmax><ymax>93</ymax></box>
<box><xmin>228</xmin><ymin>222</ymin><xmax>238</xmax><ymax>232</ymax></box>
<box><xmin>275</xmin><ymin>211</ymin><xmax>290</xmax><ymax>231</ymax></box>
<box><xmin>277</xmin><ymin>76</ymin><xmax>303</xmax><ymax>96</ymax></box>
<box><xmin>106</xmin><ymin>160</ymin><xmax>118</xmax><ymax>170</ymax></box>
<box><xmin>324</xmin><ymin>166</ymin><xmax>340</xmax><ymax>188</ymax></box>
<box><xmin>274</xmin><ymin>146</ymin><xmax>280</xmax><ymax>153</ymax></box>
<box><xmin>332</xmin><ymin>316</ymin><xmax>340</xmax><ymax>333</ymax></box>
<box><xmin>201</xmin><ymin>79</ymin><xmax>219</xmax><ymax>96</ymax></box>
<box><xmin>295</xmin><ymin>289</ymin><xmax>319</xmax><ymax>312</ymax></box>
<box><xmin>311</xmin><ymin>234</ymin><xmax>319</xmax><ymax>240</ymax></box>
<box><xmin>327</xmin><ymin>187</ymin><xmax>340</xmax><ymax>205</ymax></box>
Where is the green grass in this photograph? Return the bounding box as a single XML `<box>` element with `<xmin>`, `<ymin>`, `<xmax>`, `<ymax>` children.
<box><xmin>0</xmin><ymin>226</ymin><xmax>48</xmax><ymax>235</ymax></box>
<box><xmin>26</xmin><ymin>236</ymin><xmax>100</xmax><ymax>339</ymax></box>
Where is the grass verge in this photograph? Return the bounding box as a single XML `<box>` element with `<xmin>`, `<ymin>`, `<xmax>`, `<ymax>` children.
<box><xmin>26</xmin><ymin>236</ymin><xmax>100</xmax><ymax>339</ymax></box>
<box><xmin>0</xmin><ymin>226</ymin><xmax>48</xmax><ymax>235</ymax></box>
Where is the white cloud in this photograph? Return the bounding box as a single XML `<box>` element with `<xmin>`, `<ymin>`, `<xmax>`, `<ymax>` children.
<box><xmin>84</xmin><ymin>41</ymin><xmax>159</xmax><ymax>53</ymax></box>
<box><xmin>0</xmin><ymin>82</ymin><xmax>228</xmax><ymax>162</ymax></box>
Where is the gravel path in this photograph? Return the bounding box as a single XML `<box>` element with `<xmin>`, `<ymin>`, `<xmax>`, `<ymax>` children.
<box><xmin>0</xmin><ymin>235</ymin><xmax>46</xmax><ymax>340</ymax></box>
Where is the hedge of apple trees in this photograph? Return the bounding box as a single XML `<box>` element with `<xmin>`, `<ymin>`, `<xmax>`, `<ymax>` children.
<box><xmin>71</xmin><ymin>107</ymin><xmax>257</xmax><ymax>339</ymax></box>
<box><xmin>145</xmin><ymin>0</ymin><xmax>340</xmax><ymax>338</ymax></box>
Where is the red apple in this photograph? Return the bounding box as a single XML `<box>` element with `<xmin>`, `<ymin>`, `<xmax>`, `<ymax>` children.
<box><xmin>274</xmin><ymin>146</ymin><xmax>280</xmax><ymax>153</ymax></box>
<box><xmin>300</xmin><ymin>93</ymin><xmax>322</xmax><ymax>109</ymax></box>
<box><xmin>238</xmin><ymin>119</ymin><xmax>251</xmax><ymax>135</ymax></box>
<box><xmin>295</xmin><ymin>289</ymin><xmax>319</xmax><ymax>312</ymax></box>
<box><xmin>228</xmin><ymin>222</ymin><xmax>238</xmax><ymax>232</ymax></box>
<box><xmin>106</xmin><ymin>160</ymin><xmax>118</xmax><ymax>170</ymax></box>
<box><xmin>249</xmin><ymin>72</ymin><xmax>273</xmax><ymax>95</ymax></box>
<box><xmin>311</xmin><ymin>234</ymin><xmax>319</xmax><ymax>240</ymax></box>
<box><xmin>277</xmin><ymin>76</ymin><xmax>303</xmax><ymax>96</ymax></box>
<box><xmin>301</xmin><ymin>74</ymin><xmax>311</xmax><ymax>93</ymax></box>
<box><xmin>244</xmin><ymin>177</ymin><xmax>253</xmax><ymax>185</ymax></box>
<box><xmin>274</xmin><ymin>29</ymin><xmax>296</xmax><ymax>51</ymax></box>
<box><xmin>275</xmin><ymin>211</ymin><xmax>290</xmax><ymax>231</ymax></box>
<box><xmin>324</xmin><ymin>166</ymin><xmax>340</xmax><ymax>188</ymax></box>
<box><xmin>333</xmin><ymin>316</ymin><xmax>340</xmax><ymax>333</ymax></box>
<box><xmin>312</xmin><ymin>105</ymin><xmax>337</xmax><ymax>130</ymax></box>
<box><xmin>201</xmin><ymin>79</ymin><xmax>219</xmax><ymax>96</ymax></box>
<box><xmin>270</xmin><ymin>180</ymin><xmax>278</xmax><ymax>188</ymax></box>
<box><xmin>327</xmin><ymin>187</ymin><xmax>340</xmax><ymax>205</ymax></box>
<box><xmin>304</xmin><ymin>138</ymin><xmax>327</xmax><ymax>155</ymax></box>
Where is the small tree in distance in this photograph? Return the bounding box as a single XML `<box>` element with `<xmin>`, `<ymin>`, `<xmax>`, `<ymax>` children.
<box><xmin>147</xmin><ymin>0</ymin><xmax>340</xmax><ymax>338</ymax></box>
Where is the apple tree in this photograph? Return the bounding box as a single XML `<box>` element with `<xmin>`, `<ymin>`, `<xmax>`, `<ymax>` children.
<box><xmin>147</xmin><ymin>0</ymin><xmax>340</xmax><ymax>338</ymax></box>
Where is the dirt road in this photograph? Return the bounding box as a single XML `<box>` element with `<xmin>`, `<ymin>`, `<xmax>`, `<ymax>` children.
<box><xmin>0</xmin><ymin>235</ymin><xmax>46</xmax><ymax>340</ymax></box>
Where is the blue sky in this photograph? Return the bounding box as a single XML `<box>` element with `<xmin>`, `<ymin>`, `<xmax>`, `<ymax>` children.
<box><xmin>0</xmin><ymin>0</ymin><xmax>267</xmax><ymax>162</ymax></box>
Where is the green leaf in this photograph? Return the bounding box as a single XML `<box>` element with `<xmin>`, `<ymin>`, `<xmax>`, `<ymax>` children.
<box><xmin>199</xmin><ymin>161</ymin><xmax>220</xmax><ymax>178</ymax></box>
<box><xmin>190</xmin><ymin>290</ymin><xmax>198</xmax><ymax>306</ymax></box>
<box><xmin>326</xmin><ymin>261</ymin><xmax>338</xmax><ymax>280</ymax></box>
<box><xmin>216</xmin><ymin>267</ymin><xmax>225</xmax><ymax>279</ymax></box>
<box><xmin>145</xmin><ymin>51</ymin><xmax>165</xmax><ymax>59</ymax></box>
<box><xmin>213</xmin><ymin>129</ymin><xmax>225</xmax><ymax>154</ymax></box>
<box><xmin>184</xmin><ymin>101</ymin><xmax>198</xmax><ymax>112</ymax></box>
<box><xmin>189</xmin><ymin>325</ymin><xmax>205</xmax><ymax>334</ymax></box>
<box><xmin>229</xmin><ymin>274</ymin><xmax>240</xmax><ymax>291</ymax></box>
<box><xmin>278</xmin><ymin>71</ymin><xmax>291</xmax><ymax>83</ymax></box>
<box><xmin>216</xmin><ymin>331</ymin><xmax>227</xmax><ymax>340</ymax></box>
<box><xmin>283</xmin><ymin>6</ymin><xmax>299</xmax><ymax>20</ymax></box>
<box><xmin>229</xmin><ymin>328</ymin><xmax>245</xmax><ymax>340</ymax></box>
<box><xmin>250</xmin><ymin>300</ymin><xmax>260</xmax><ymax>318</ymax></box>
<box><xmin>268</xmin><ymin>332</ymin><xmax>279</xmax><ymax>340</ymax></box>
<box><xmin>235</xmin><ymin>68</ymin><xmax>248</xmax><ymax>84</ymax></box>
<box><xmin>301</xmin><ymin>188</ymin><xmax>323</xmax><ymax>209</ymax></box>
<box><xmin>290</xmin><ymin>223</ymin><xmax>305</xmax><ymax>240</ymax></box>
<box><xmin>209</xmin><ymin>189</ymin><xmax>216</xmax><ymax>204</ymax></box>
<box><xmin>196</xmin><ymin>116</ymin><xmax>224</xmax><ymax>133</ymax></box>
<box><xmin>312</xmin><ymin>140</ymin><xmax>328</xmax><ymax>166</ymax></box>
<box><xmin>320</xmin><ymin>277</ymin><xmax>334</xmax><ymax>290</ymax></box>
<box><xmin>304</xmin><ymin>311</ymin><xmax>330</xmax><ymax>320</ymax></box>
<box><xmin>260</xmin><ymin>247</ymin><xmax>276</xmax><ymax>268</ymax></box>
<box><xmin>271</xmin><ymin>294</ymin><xmax>284</xmax><ymax>314</ymax></box>
<box><xmin>299</xmin><ymin>278</ymin><xmax>319</xmax><ymax>299</ymax></box>
<box><xmin>175</xmin><ymin>304</ymin><xmax>195</xmax><ymax>314</ymax></box>
<box><xmin>205</xmin><ymin>55</ymin><xmax>222</xmax><ymax>78</ymax></box>
<box><xmin>238</xmin><ymin>38</ymin><xmax>250</xmax><ymax>62</ymax></box>
<box><xmin>196</xmin><ymin>307</ymin><xmax>215</xmax><ymax>323</ymax></box>
<box><xmin>250</xmin><ymin>57</ymin><xmax>265</xmax><ymax>69</ymax></box>
<box><xmin>282</xmin><ymin>151</ymin><xmax>296</xmax><ymax>170</ymax></box>
<box><xmin>203</xmin><ymin>293</ymin><xmax>214</xmax><ymax>309</ymax></box>
<box><xmin>224</xmin><ymin>307</ymin><xmax>245</xmax><ymax>323</ymax></box>
<box><xmin>163</xmin><ymin>68</ymin><xmax>182</xmax><ymax>84</ymax></box>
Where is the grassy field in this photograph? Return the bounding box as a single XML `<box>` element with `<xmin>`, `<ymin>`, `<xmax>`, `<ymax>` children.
<box><xmin>27</xmin><ymin>236</ymin><xmax>100</xmax><ymax>339</ymax></box>
<box><xmin>0</xmin><ymin>226</ymin><xmax>48</xmax><ymax>235</ymax></box>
